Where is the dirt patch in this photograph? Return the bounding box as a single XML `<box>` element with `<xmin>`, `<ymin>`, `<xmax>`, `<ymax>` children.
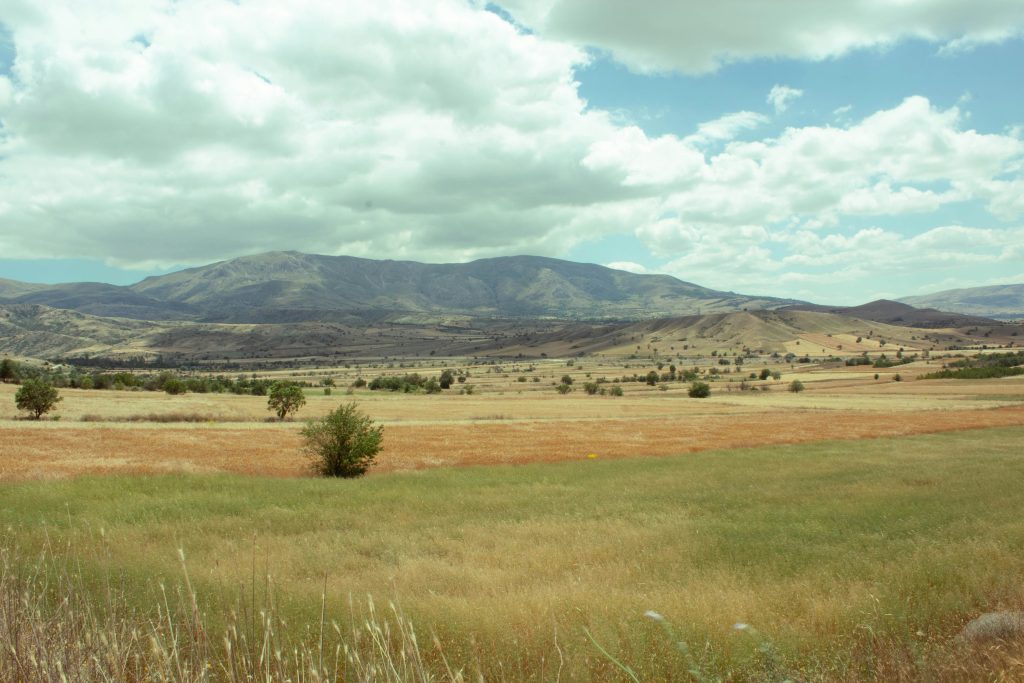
<box><xmin>2</xmin><ymin>406</ymin><xmax>1023</xmax><ymax>481</ymax></box>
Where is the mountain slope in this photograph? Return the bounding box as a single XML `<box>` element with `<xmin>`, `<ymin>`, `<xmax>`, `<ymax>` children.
<box><xmin>129</xmin><ymin>251</ymin><xmax>798</xmax><ymax>322</ymax></box>
<box><xmin>900</xmin><ymin>284</ymin><xmax>1024</xmax><ymax>319</ymax></box>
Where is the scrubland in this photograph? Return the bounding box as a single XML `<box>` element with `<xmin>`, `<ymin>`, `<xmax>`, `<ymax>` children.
<box><xmin>2</xmin><ymin>357</ymin><xmax>1024</xmax><ymax>680</ymax></box>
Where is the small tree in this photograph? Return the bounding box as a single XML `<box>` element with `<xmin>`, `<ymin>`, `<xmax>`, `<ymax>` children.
<box><xmin>439</xmin><ymin>369</ymin><xmax>455</xmax><ymax>389</ymax></box>
<box><xmin>302</xmin><ymin>402</ymin><xmax>383</xmax><ymax>477</ymax></box>
<box><xmin>583</xmin><ymin>382</ymin><xmax>599</xmax><ymax>395</ymax></box>
<box><xmin>15</xmin><ymin>379</ymin><xmax>61</xmax><ymax>419</ymax></box>
<box><xmin>789</xmin><ymin>380</ymin><xmax>805</xmax><ymax>393</ymax></box>
<box><xmin>268</xmin><ymin>382</ymin><xmax>306</xmax><ymax>420</ymax></box>
<box><xmin>609</xmin><ymin>385</ymin><xmax>624</xmax><ymax>396</ymax></box>
<box><xmin>688</xmin><ymin>381</ymin><xmax>711</xmax><ymax>398</ymax></box>
<box><xmin>560</xmin><ymin>374</ymin><xmax>574</xmax><ymax>385</ymax></box>
<box><xmin>0</xmin><ymin>358</ymin><xmax>20</xmax><ymax>384</ymax></box>
<box><xmin>556</xmin><ymin>383</ymin><xmax>573</xmax><ymax>394</ymax></box>
<box><xmin>645</xmin><ymin>371</ymin><xmax>659</xmax><ymax>386</ymax></box>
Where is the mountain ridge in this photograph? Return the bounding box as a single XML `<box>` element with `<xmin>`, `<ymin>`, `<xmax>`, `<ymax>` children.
<box><xmin>899</xmin><ymin>284</ymin><xmax>1024</xmax><ymax>319</ymax></box>
<box><xmin>3</xmin><ymin>251</ymin><xmax>801</xmax><ymax>323</ymax></box>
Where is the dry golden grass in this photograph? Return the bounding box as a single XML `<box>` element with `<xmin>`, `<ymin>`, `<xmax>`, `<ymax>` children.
<box><xmin>3</xmin><ymin>404</ymin><xmax>1024</xmax><ymax>481</ymax></box>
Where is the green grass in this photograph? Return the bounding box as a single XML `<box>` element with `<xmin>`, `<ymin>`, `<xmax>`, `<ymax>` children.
<box><xmin>4</xmin><ymin>427</ymin><xmax>1024</xmax><ymax>680</ymax></box>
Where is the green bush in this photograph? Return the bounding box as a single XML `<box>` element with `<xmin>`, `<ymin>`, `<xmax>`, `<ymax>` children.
<box><xmin>583</xmin><ymin>382</ymin><xmax>599</xmax><ymax>395</ymax></box>
<box><xmin>609</xmin><ymin>385</ymin><xmax>624</xmax><ymax>397</ymax></box>
<box><xmin>556</xmin><ymin>383</ymin><xmax>573</xmax><ymax>394</ymax></box>
<box><xmin>0</xmin><ymin>358</ymin><xmax>20</xmax><ymax>384</ymax></box>
<box><xmin>15</xmin><ymin>379</ymin><xmax>61</xmax><ymax>419</ymax></box>
<box><xmin>268</xmin><ymin>382</ymin><xmax>307</xmax><ymax>420</ymax></box>
<box><xmin>302</xmin><ymin>403</ymin><xmax>383</xmax><ymax>478</ymax></box>
<box><xmin>688</xmin><ymin>381</ymin><xmax>710</xmax><ymax>398</ymax></box>
<box><xmin>789</xmin><ymin>380</ymin><xmax>805</xmax><ymax>393</ymax></box>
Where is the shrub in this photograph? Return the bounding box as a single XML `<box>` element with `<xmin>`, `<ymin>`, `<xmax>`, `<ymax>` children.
<box><xmin>302</xmin><ymin>402</ymin><xmax>382</xmax><ymax>477</ymax></box>
<box><xmin>556</xmin><ymin>383</ymin><xmax>573</xmax><ymax>394</ymax></box>
<box><xmin>789</xmin><ymin>380</ymin><xmax>805</xmax><ymax>393</ymax></box>
<box><xmin>609</xmin><ymin>385</ymin><xmax>624</xmax><ymax>397</ymax></box>
<box><xmin>439</xmin><ymin>369</ymin><xmax>455</xmax><ymax>389</ymax></box>
<box><xmin>15</xmin><ymin>379</ymin><xmax>61</xmax><ymax>419</ymax></box>
<box><xmin>163</xmin><ymin>377</ymin><xmax>187</xmax><ymax>395</ymax></box>
<box><xmin>267</xmin><ymin>382</ymin><xmax>306</xmax><ymax>420</ymax></box>
<box><xmin>0</xmin><ymin>358</ymin><xmax>20</xmax><ymax>384</ymax></box>
<box><xmin>560</xmin><ymin>374</ymin><xmax>574</xmax><ymax>385</ymax></box>
<box><xmin>688</xmin><ymin>381</ymin><xmax>710</xmax><ymax>398</ymax></box>
<box><xmin>583</xmin><ymin>382</ymin><xmax>599</xmax><ymax>395</ymax></box>
<box><xmin>645</xmin><ymin>371</ymin><xmax>659</xmax><ymax>386</ymax></box>
<box><xmin>759</xmin><ymin>368</ymin><xmax>771</xmax><ymax>380</ymax></box>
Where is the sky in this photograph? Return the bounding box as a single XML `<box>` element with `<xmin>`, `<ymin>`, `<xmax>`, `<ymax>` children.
<box><xmin>0</xmin><ymin>1</ymin><xmax>1022</xmax><ymax>304</ymax></box>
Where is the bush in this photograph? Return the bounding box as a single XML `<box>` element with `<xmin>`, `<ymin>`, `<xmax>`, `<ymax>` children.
<box><xmin>583</xmin><ymin>382</ymin><xmax>599</xmax><ymax>395</ymax></box>
<box><xmin>267</xmin><ymin>382</ymin><xmax>306</xmax><ymax>420</ymax></box>
<box><xmin>560</xmin><ymin>374</ymin><xmax>574</xmax><ymax>385</ymax></box>
<box><xmin>15</xmin><ymin>379</ymin><xmax>62</xmax><ymax>419</ymax></box>
<box><xmin>0</xmin><ymin>358</ymin><xmax>20</xmax><ymax>384</ymax></box>
<box><xmin>163</xmin><ymin>377</ymin><xmax>187</xmax><ymax>395</ymax></box>
<box><xmin>688</xmin><ymin>381</ymin><xmax>710</xmax><ymax>398</ymax></box>
<box><xmin>789</xmin><ymin>380</ymin><xmax>805</xmax><ymax>393</ymax></box>
<box><xmin>302</xmin><ymin>403</ymin><xmax>383</xmax><ymax>477</ymax></box>
<box><xmin>609</xmin><ymin>385</ymin><xmax>624</xmax><ymax>397</ymax></box>
<box><xmin>555</xmin><ymin>383</ymin><xmax>573</xmax><ymax>394</ymax></box>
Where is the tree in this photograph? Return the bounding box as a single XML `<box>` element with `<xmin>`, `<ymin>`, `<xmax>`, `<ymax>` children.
<box><xmin>645</xmin><ymin>370</ymin><xmax>659</xmax><ymax>386</ymax></box>
<box><xmin>560</xmin><ymin>374</ymin><xmax>574</xmax><ymax>385</ymax></box>
<box><xmin>267</xmin><ymin>382</ymin><xmax>306</xmax><ymax>420</ymax></box>
<box><xmin>688</xmin><ymin>381</ymin><xmax>711</xmax><ymax>398</ymax></box>
<box><xmin>15</xmin><ymin>379</ymin><xmax>61</xmax><ymax>419</ymax></box>
<box><xmin>0</xmin><ymin>358</ymin><xmax>19</xmax><ymax>384</ymax></box>
<box><xmin>789</xmin><ymin>380</ymin><xmax>805</xmax><ymax>393</ymax></box>
<box><xmin>439</xmin><ymin>369</ymin><xmax>455</xmax><ymax>389</ymax></box>
<box><xmin>583</xmin><ymin>382</ymin><xmax>599</xmax><ymax>395</ymax></box>
<box><xmin>302</xmin><ymin>402</ymin><xmax>383</xmax><ymax>478</ymax></box>
<box><xmin>759</xmin><ymin>368</ymin><xmax>771</xmax><ymax>380</ymax></box>
<box><xmin>556</xmin><ymin>383</ymin><xmax>573</xmax><ymax>394</ymax></box>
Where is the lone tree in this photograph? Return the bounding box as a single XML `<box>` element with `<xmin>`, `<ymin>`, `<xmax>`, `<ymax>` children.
<box><xmin>789</xmin><ymin>380</ymin><xmax>805</xmax><ymax>393</ymax></box>
<box><xmin>439</xmin><ymin>369</ymin><xmax>455</xmax><ymax>389</ymax></box>
<box><xmin>302</xmin><ymin>402</ymin><xmax>383</xmax><ymax>477</ymax></box>
<box><xmin>16</xmin><ymin>379</ymin><xmax>61</xmax><ymax>419</ymax></box>
<box><xmin>267</xmin><ymin>382</ymin><xmax>306</xmax><ymax>420</ymax></box>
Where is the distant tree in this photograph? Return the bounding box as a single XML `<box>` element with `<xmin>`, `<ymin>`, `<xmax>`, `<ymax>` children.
<box><xmin>302</xmin><ymin>402</ymin><xmax>382</xmax><ymax>478</ymax></box>
<box><xmin>560</xmin><ymin>374</ymin><xmax>574</xmax><ymax>385</ymax></box>
<box><xmin>0</xmin><ymin>358</ymin><xmax>19</xmax><ymax>384</ymax></box>
<box><xmin>609</xmin><ymin>385</ymin><xmax>624</xmax><ymax>397</ymax></box>
<box><xmin>688</xmin><ymin>381</ymin><xmax>711</xmax><ymax>398</ymax></box>
<box><xmin>268</xmin><ymin>382</ymin><xmax>306</xmax><ymax>420</ymax></box>
<box><xmin>15</xmin><ymin>379</ymin><xmax>61</xmax><ymax>419</ymax></box>
<box><xmin>789</xmin><ymin>380</ymin><xmax>805</xmax><ymax>393</ymax></box>
<box><xmin>583</xmin><ymin>382</ymin><xmax>599</xmax><ymax>395</ymax></box>
<box><xmin>163</xmin><ymin>377</ymin><xmax>186</xmax><ymax>395</ymax></box>
<box><xmin>556</xmin><ymin>383</ymin><xmax>573</xmax><ymax>394</ymax></box>
<box><xmin>439</xmin><ymin>369</ymin><xmax>455</xmax><ymax>389</ymax></box>
<box><xmin>645</xmin><ymin>370</ymin><xmax>659</xmax><ymax>386</ymax></box>
<box><xmin>759</xmin><ymin>368</ymin><xmax>771</xmax><ymax>380</ymax></box>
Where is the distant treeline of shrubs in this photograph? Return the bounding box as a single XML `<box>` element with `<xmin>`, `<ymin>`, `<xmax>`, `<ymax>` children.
<box><xmin>920</xmin><ymin>350</ymin><xmax>1024</xmax><ymax>380</ymax></box>
<box><xmin>845</xmin><ymin>352</ymin><xmax>918</xmax><ymax>368</ymax></box>
<box><xmin>0</xmin><ymin>359</ymin><xmax>309</xmax><ymax>395</ymax></box>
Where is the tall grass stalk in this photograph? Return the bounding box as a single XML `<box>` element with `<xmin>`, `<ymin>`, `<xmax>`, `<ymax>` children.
<box><xmin>0</xmin><ymin>541</ymin><xmax>464</xmax><ymax>683</ymax></box>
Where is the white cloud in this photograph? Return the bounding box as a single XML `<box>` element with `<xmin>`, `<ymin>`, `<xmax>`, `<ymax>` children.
<box><xmin>495</xmin><ymin>0</ymin><xmax>1024</xmax><ymax>74</ymax></box>
<box><xmin>0</xmin><ymin>1</ymin><xmax>1021</xmax><ymax>307</ymax></box>
<box><xmin>684</xmin><ymin>111</ymin><xmax>769</xmax><ymax>146</ymax></box>
<box><xmin>767</xmin><ymin>85</ymin><xmax>803</xmax><ymax>114</ymax></box>
<box><xmin>606</xmin><ymin>261</ymin><xmax>647</xmax><ymax>274</ymax></box>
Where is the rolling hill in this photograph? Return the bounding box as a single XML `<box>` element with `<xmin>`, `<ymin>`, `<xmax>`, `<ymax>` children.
<box><xmin>900</xmin><ymin>284</ymin><xmax>1024</xmax><ymax>320</ymax></box>
<box><xmin>781</xmin><ymin>299</ymin><xmax>997</xmax><ymax>328</ymax></box>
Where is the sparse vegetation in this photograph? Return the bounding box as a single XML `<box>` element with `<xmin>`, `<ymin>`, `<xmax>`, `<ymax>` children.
<box><xmin>302</xmin><ymin>402</ymin><xmax>383</xmax><ymax>477</ymax></box>
<box><xmin>14</xmin><ymin>379</ymin><xmax>61</xmax><ymax>419</ymax></box>
<box><xmin>687</xmin><ymin>381</ymin><xmax>710</xmax><ymax>398</ymax></box>
<box><xmin>267</xmin><ymin>381</ymin><xmax>306</xmax><ymax>420</ymax></box>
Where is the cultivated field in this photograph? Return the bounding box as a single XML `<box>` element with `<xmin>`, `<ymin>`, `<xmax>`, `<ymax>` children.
<box><xmin>2</xmin><ymin>357</ymin><xmax>1024</xmax><ymax>680</ymax></box>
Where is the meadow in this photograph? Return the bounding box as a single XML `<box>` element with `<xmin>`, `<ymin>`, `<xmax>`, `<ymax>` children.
<box><xmin>2</xmin><ymin>357</ymin><xmax>1024</xmax><ymax>680</ymax></box>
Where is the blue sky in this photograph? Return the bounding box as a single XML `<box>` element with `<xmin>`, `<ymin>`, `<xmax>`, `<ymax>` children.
<box><xmin>0</xmin><ymin>1</ymin><xmax>1022</xmax><ymax>304</ymax></box>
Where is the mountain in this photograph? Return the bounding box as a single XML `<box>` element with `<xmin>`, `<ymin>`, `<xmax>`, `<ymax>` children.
<box><xmin>781</xmin><ymin>299</ymin><xmax>998</xmax><ymax>328</ymax></box>
<box><xmin>5</xmin><ymin>251</ymin><xmax>800</xmax><ymax>323</ymax></box>
<box><xmin>899</xmin><ymin>284</ymin><xmax>1024</xmax><ymax>320</ymax></box>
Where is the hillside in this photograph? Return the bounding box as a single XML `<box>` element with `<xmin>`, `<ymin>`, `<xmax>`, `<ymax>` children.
<box><xmin>128</xmin><ymin>251</ymin><xmax>797</xmax><ymax>322</ymax></box>
<box><xmin>900</xmin><ymin>284</ymin><xmax>1024</xmax><ymax>320</ymax></box>
<box><xmin>0</xmin><ymin>252</ymin><xmax>800</xmax><ymax>323</ymax></box>
<box><xmin>781</xmin><ymin>299</ymin><xmax>997</xmax><ymax>328</ymax></box>
<box><xmin>3</xmin><ymin>302</ymin><xmax>1016</xmax><ymax>363</ymax></box>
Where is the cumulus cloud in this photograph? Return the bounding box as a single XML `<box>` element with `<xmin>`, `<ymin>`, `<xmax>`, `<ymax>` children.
<box><xmin>494</xmin><ymin>0</ymin><xmax>1024</xmax><ymax>74</ymax></box>
<box><xmin>767</xmin><ymin>85</ymin><xmax>803</xmax><ymax>114</ymax></box>
<box><xmin>0</xmin><ymin>0</ymin><xmax>1021</xmax><ymax>305</ymax></box>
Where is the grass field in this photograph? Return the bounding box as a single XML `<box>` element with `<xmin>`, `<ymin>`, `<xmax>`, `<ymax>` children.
<box><xmin>4</xmin><ymin>427</ymin><xmax>1024</xmax><ymax>680</ymax></box>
